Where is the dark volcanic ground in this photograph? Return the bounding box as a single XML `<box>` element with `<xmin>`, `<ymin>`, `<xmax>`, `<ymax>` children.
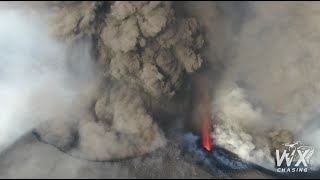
<box><xmin>0</xmin><ymin>133</ymin><xmax>273</xmax><ymax>179</ymax></box>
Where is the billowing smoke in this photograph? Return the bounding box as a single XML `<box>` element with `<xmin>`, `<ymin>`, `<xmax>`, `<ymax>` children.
<box><xmin>48</xmin><ymin>1</ymin><xmax>203</xmax><ymax>98</ymax></box>
<box><xmin>29</xmin><ymin>1</ymin><xmax>205</xmax><ymax>161</ymax></box>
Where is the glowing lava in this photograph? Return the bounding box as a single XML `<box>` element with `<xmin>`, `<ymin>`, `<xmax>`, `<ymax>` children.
<box><xmin>201</xmin><ymin>104</ymin><xmax>212</xmax><ymax>151</ymax></box>
<box><xmin>197</xmin><ymin>77</ymin><xmax>213</xmax><ymax>151</ymax></box>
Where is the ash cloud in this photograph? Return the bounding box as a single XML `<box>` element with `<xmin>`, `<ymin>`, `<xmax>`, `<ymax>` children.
<box><xmin>49</xmin><ymin>1</ymin><xmax>203</xmax><ymax>98</ymax></box>
<box><xmin>31</xmin><ymin>1</ymin><xmax>204</xmax><ymax>161</ymax></box>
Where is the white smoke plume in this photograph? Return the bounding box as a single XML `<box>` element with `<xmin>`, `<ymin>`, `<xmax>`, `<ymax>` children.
<box><xmin>0</xmin><ymin>7</ymin><xmax>100</xmax><ymax>153</ymax></box>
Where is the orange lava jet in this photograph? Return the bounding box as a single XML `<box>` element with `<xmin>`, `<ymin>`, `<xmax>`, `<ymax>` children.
<box><xmin>196</xmin><ymin>77</ymin><xmax>213</xmax><ymax>151</ymax></box>
<box><xmin>201</xmin><ymin>113</ymin><xmax>212</xmax><ymax>151</ymax></box>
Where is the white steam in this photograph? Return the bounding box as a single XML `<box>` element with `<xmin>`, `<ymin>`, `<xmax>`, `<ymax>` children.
<box><xmin>0</xmin><ymin>9</ymin><xmax>98</xmax><ymax>152</ymax></box>
<box><xmin>206</xmin><ymin>2</ymin><xmax>320</xmax><ymax>170</ymax></box>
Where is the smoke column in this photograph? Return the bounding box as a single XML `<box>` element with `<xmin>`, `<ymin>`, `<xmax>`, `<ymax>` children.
<box><xmin>30</xmin><ymin>1</ymin><xmax>205</xmax><ymax>161</ymax></box>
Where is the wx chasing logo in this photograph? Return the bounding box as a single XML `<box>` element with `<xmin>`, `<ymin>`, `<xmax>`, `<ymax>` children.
<box><xmin>276</xmin><ymin>141</ymin><xmax>314</xmax><ymax>173</ymax></box>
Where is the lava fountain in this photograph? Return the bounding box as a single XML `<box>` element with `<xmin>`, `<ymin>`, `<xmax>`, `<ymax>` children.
<box><xmin>195</xmin><ymin>77</ymin><xmax>213</xmax><ymax>151</ymax></box>
<box><xmin>201</xmin><ymin>113</ymin><xmax>212</xmax><ymax>151</ymax></box>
